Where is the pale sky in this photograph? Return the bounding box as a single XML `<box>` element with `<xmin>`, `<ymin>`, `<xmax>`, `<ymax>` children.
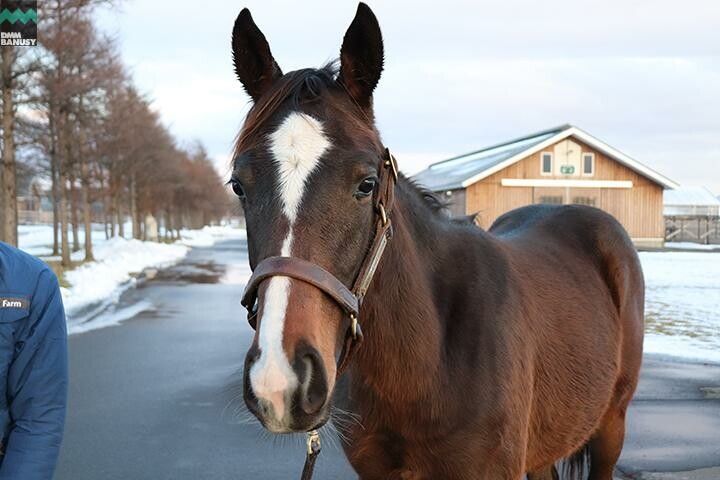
<box><xmin>98</xmin><ymin>0</ymin><xmax>720</xmax><ymax>194</ymax></box>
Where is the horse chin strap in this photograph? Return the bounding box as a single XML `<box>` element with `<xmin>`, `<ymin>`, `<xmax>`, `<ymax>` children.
<box><xmin>240</xmin><ymin>148</ymin><xmax>398</xmax><ymax>480</ymax></box>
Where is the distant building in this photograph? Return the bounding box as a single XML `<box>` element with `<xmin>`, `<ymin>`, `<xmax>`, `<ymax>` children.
<box><xmin>664</xmin><ymin>186</ymin><xmax>720</xmax><ymax>244</ymax></box>
<box><xmin>413</xmin><ymin>124</ymin><xmax>677</xmax><ymax>247</ymax></box>
<box><xmin>17</xmin><ymin>179</ymin><xmax>53</xmax><ymax>224</ymax></box>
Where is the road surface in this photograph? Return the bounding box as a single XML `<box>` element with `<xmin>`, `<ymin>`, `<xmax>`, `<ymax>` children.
<box><xmin>55</xmin><ymin>238</ymin><xmax>720</xmax><ymax>479</ymax></box>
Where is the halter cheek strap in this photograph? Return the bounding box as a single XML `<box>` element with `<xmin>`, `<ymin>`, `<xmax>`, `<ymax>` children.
<box><xmin>240</xmin><ymin>147</ymin><xmax>398</xmax><ymax>480</ymax></box>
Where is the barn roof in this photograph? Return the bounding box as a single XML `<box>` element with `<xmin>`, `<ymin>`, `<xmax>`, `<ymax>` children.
<box><xmin>664</xmin><ymin>186</ymin><xmax>720</xmax><ymax>207</ymax></box>
<box><xmin>412</xmin><ymin>124</ymin><xmax>678</xmax><ymax>191</ymax></box>
<box><xmin>664</xmin><ymin>186</ymin><xmax>720</xmax><ymax>217</ymax></box>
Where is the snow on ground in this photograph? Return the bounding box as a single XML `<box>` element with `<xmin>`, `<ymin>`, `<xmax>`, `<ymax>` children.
<box><xmin>18</xmin><ymin>224</ymin><xmax>108</xmax><ymax>257</ymax></box>
<box><xmin>663</xmin><ymin>242</ymin><xmax>720</xmax><ymax>251</ymax></box>
<box><xmin>67</xmin><ymin>300</ymin><xmax>156</xmax><ymax>335</ymax></box>
<box><xmin>640</xmin><ymin>251</ymin><xmax>720</xmax><ymax>363</ymax></box>
<box><xmin>18</xmin><ymin>224</ymin><xmax>246</xmax><ymax>329</ymax></box>
<box><xmin>178</xmin><ymin>225</ymin><xmax>247</xmax><ymax>247</ymax></box>
<box><xmin>60</xmin><ymin>236</ymin><xmax>189</xmax><ymax>317</ymax></box>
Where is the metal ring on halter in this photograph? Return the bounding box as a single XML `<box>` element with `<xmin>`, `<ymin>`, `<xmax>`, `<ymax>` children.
<box><xmin>349</xmin><ymin>313</ymin><xmax>359</xmax><ymax>339</ymax></box>
<box><xmin>378</xmin><ymin>203</ymin><xmax>388</xmax><ymax>226</ymax></box>
<box><xmin>385</xmin><ymin>151</ymin><xmax>399</xmax><ymax>180</ymax></box>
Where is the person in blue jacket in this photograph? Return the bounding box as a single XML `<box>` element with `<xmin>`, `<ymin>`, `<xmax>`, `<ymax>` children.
<box><xmin>0</xmin><ymin>241</ymin><xmax>68</xmax><ymax>480</ymax></box>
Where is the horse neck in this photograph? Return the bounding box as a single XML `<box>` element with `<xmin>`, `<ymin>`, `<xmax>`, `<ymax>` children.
<box><xmin>354</xmin><ymin>186</ymin><xmax>470</xmax><ymax>400</ymax></box>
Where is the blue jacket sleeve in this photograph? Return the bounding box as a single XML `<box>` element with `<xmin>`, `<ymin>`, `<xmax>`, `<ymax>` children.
<box><xmin>0</xmin><ymin>270</ymin><xmax>68</xmax><ymax>480</ymax></box>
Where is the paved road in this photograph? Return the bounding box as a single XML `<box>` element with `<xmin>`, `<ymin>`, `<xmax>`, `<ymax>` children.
<box><xmin>55</xmin><ymin>238</ymin><xmax>720</xmax><ymax>479</ymax></box>
<box><xmin>56</xmin><ymin>239</ymin><xmax>355</xmax><ymax>479</ymax></box>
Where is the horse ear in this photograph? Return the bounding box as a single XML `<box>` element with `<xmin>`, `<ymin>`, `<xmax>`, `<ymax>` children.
<box><xmin>232</xmin><ymin>8</ymin><xmax>282</xmax><ymax>102</ymax></box>
<box><xmin>337</xmin><ymin>3</ymin><xmax>384</xmax><ymax>109</ymax></box>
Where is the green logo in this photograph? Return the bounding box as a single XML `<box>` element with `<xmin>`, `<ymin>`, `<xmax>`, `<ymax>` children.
<box><xmin>0</xmin><ymin>8</ymin><xmax>37</xmax><ymax>24</ymax></box>
<box><xmin>560</xmin><ymin>165</ymin><xmax>575</xmax><ymax>175</ymax></box>
<box><xmin>1</xmin><ymin>1</ymin><xmax>37</xmax><ymax>46</ymax></box>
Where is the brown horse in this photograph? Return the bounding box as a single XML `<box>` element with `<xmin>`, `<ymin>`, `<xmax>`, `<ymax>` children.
<box><xmin>230</xmin><ymin>4</ymin><xmax>644</xmax><ymax>479</ymax></box>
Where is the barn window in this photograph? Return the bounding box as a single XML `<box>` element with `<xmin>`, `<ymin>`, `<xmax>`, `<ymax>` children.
<box><xmin>541</xmin><ymin>152</ymin><xmax>553</xmax><ymax>175</ymax></box>
<box><xmin>582</xmin><ymin>153</ymin><xmax>594</xmax><ymax>176</ymax></box>
<box><xmin>573</xmin><ymin>196</ymin><xmax>596</xmax><ymax>206</ymax></box>
<box><xmin>539</xmin><ymin>196</ymin><xmax>563</xmax><ymax>205</ymax></box>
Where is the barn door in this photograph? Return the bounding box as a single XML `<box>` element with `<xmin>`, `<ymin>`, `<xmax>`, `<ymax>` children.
<box><xmin>533</xmin><ymin>187</ymin><xmax>566</xmax><ymax>205</ymax></box>
<box><xmin>568</xmin><ymin>188</ymin><xmax>601</xmax><ymax>207</ymax></box>
<box><xmin>533</xmin><ymin>187</ymin><xmax>602</xmax><ymax>206</ymax></box>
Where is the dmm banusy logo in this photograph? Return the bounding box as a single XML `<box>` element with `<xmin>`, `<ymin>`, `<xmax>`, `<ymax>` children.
<box><xmin>0</xmin><ymin>0</ymin><xmax>37</xmax><ymax>46</ymax></box>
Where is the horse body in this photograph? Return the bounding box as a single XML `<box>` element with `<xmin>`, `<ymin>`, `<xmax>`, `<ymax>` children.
<box><xmin>229</xmin><ymin>5</ymin><xmax>644</xmax><ymax>479</ymax></box>
<box><xmin>337</xmin><ymin>196</ymin><xmax>643</xmax><ymax>479</ymax></box>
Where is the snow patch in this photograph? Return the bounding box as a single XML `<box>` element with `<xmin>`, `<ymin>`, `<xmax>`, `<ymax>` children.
<box><xmin>640</xmin><ymin>251</ymin><xmax>720</xmax><ymax>363</ymax></box>
<box><xmin>62</xmin><ymin>236</ymin><xmax>189</xmax><ymax>317</ymax></box>
<box><xmin>663</xmin><ymin>242</ymin><xmax>720</xmax><ymax>251</ymax></box>
<box><xmin>18</xmin><ymin>224</ymin><xmax>246</xmax><ymax>332</ymax></box>
<box><xmin>68</xmin><ymin>300</ymin><xmax>155</xmax><ymax>335</ymax></box>
<box><xmin>178</xmin><ymin>225</ymin><xmax>247</xmax><ymax>247</ymax></box>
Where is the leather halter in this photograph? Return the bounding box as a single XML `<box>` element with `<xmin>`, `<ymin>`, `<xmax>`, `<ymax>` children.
<box><xmin>240</xmin><ymin>148</ymin><xmax>398</xmax><ymax>480</ymax></box>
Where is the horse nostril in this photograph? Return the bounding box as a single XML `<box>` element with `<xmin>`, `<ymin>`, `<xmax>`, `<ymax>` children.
<box><xmin>299</xmin><ymin>351</ymin><xmax>328</xmax><ymax>415</ymax></box>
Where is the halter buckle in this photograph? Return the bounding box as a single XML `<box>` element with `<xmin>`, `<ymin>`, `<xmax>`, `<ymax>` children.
<box><xmin>306</xmin><ymin>430</ymin><xmax>321</xmax><ymax>455</ymax></box>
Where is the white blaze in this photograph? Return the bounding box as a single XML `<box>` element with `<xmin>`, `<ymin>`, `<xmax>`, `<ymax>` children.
<box><xmin>249</xmin><ymin>112</ymin><xmax>330</xmax><ymax>424</ymax></box>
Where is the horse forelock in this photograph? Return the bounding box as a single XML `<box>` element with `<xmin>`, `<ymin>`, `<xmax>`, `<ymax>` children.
<box><xmin>233</xmin><ymin>63</ymin><xmax>340</xmax><ymax>158</ymax></box>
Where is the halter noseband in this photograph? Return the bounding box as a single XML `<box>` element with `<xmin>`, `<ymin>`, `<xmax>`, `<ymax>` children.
<box><xmin>240</xmin><ymin>149</ymin><xmax>398</xmax><ymax>479</ymax></box>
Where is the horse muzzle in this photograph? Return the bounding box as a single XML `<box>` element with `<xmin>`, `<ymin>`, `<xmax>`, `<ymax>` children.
<box><xmin>244</xmin><ymin>342</ymin><xmax>331</xmax><ymax>433</ymax></box>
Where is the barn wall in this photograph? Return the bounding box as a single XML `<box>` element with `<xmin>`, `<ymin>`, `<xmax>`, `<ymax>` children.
<box><xmin>444</xmin><ymin>189</ymin><xmax>467</xmax><ymax>217</ymax></box>
<box><xmin>464</xmin><ymin>136</ymin><xmax>664</xmax><ymax>244</ymax></box>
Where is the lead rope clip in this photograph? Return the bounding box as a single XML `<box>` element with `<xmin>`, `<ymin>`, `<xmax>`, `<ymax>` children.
<box><xmin>307</xmin><ymin>430</ymin><xmax>321</xmax><ymax>456</ymax></box>
<box><xmin>301</xmin><ymin>430</ymin><xmax>322</xmax><ymax>480</ymax></box>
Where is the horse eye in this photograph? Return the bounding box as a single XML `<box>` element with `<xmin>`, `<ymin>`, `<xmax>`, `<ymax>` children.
<box><xmin>356</xmin><ymin>177</ymin><xmax>377</xmax><ymax>198</ymax></box>
<box><xmin>230</xmin><ymin>180</ymin><xmax>245</xmax><ymax>199</ymax></box>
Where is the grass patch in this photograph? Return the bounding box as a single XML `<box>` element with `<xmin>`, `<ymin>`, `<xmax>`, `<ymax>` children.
<box><xmin>42</xmin><ymin>259</ymin><xmax>86</xmax><ymax>289</ymax></box>
<box><xmin>157</xmin><ymin>236</ymin><xmax>179</xmax><ymax>244</ymax></box>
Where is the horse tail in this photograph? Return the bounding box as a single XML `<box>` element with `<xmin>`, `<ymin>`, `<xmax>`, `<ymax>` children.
<box><xmin>559</xmin><ymin>442</ymin><xmax>590</xmax><ymax>480</ymax></box>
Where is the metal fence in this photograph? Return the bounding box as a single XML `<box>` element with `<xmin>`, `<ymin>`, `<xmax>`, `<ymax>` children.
<box><xmin>665</xmin><ymin>216</ymin><xmax>720</xmax><ymax>244</ymax></box>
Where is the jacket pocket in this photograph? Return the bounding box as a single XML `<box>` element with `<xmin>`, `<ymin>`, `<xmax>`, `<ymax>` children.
<box><xmin>0</xmin><ymin>293</ymin><xmax>30</xmax><ymax>323</ymax></box>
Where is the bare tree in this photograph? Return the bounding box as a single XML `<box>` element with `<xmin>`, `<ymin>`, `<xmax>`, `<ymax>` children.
<box><xmin>37</xmin><ymin>0</ymin><xmax>117</xmax><ymax>264</ymax></box>
<box><xmin>6</xmin><ymin>0</ymin><xmax>232</xmax><ymax>261</ymax></box>
<box><xmin>0</xmin><ymin>47</ymin><xmax>37</xmax><ymax>246</ymax></box>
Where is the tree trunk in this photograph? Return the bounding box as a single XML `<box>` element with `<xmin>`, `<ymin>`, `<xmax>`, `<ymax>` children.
<box><xmin>116</xmin><ymin>192</ymin><xmax>124</xmax><ymax>238</ymax></box>
<box><xmin>174</xmin><ymin>211</ymin><xmax>182</xmax><ymax>240</ymax></box>
<box><xmin>49</xmin><ymin>109</ymin><xmax>60</xmax><ymax>255</ymax></box>
<box><xmin>70</xmin><ymin>174</ymin><xmax>80</xmax><ymax>252</ymax></box>
<box><xmin>129</xmin><ymin>173</ymin><xmax>140</xmax><ymax>239</ymax></box>
<box><xmin>58</xmin><ymin>110</ymin><xmax>71</xmax><ymax>267</ymax></box>
<box><xmin>100</xmin><ymin>176</ymin><xmax>110</xmax><ymax>239</ymax></box>
<box><xmin>81</xmin><ymin>161</ymin><xmax>93</xmax><ymax>261</ymax></box>
<box><xmin>1</xmin><ymin>46</ymin><xmax>18</xmax><ymax>246</ymax></box>
<box><xmin>59</xmin><ymin>172</ymin><xmax>71</xmax><ymax>267</ymax></box>
<box><xmin>78</xmin><ymin>93</ymin><xmax>94</xmax><ymax>261</ymax></box>
<box><xmin>164</xmin><ymin>211</ymin><xmax>171</xmax><ymax>240</ymax></box>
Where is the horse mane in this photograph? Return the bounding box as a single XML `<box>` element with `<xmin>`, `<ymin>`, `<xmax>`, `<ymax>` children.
<box><xmin>402</xmin><ymin>178</ymin><xmax>450</xmax><ymax>216</ymax></box>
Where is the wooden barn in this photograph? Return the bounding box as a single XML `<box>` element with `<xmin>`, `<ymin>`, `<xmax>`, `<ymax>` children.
<box><xmin>413</xmin><ymin>125</ymin><xmax>678</xmax><ymax>247</ymax></box>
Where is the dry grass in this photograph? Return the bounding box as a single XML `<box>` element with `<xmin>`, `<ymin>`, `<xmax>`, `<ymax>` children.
<box><xmin>42</xmin><ymin>259</ymin><xmax>85</xmax><ymax>289</ymax></box>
